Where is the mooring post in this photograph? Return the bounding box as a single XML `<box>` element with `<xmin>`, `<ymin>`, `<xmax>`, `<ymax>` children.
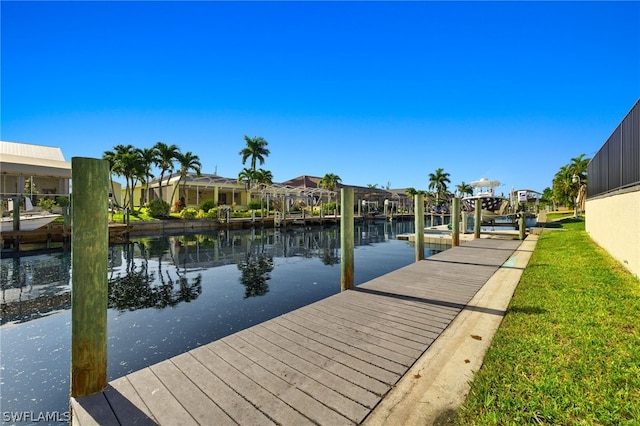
<box><xmin>474</xmin><ymin>198</ymin><xmax>482</xmax><ymax>239</ymax></box>
<box><xmin>452</xmin><ymin>197</ymin><xmax>460</xmax><ymax>247</ymax></box>
<box><xmin>462</xmin><ymin>211</ymin><xmax>468</xmax><ymax>234</ymax></box>
<box><xmin>519</xmin><ymin>211</ymin><xmax>526</xmax><ymax>241</ymax></box>
<box><xmin>12</xmin><ymin>196</ymin><xmax>21</xmax><ymax>231</ymax></box>
<box><xmin>414</xmin><ymin>193</ymin><xmax>425</xmax><ymax>261</ymax></box>
<box><xmin>340</xmin><ymin>188</ymin><xmax>354</xmax><ymax>291</ymax></box>
<box><xmin>70</xmin><ymin>157</ymin><xmax>109</xmax><ymax>398</ymax></box>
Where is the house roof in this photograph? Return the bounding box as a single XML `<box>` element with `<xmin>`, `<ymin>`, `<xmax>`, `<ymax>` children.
<box><xmin>0</xmin><ymin>141</ymin><xmax>71</xmax><ymax>178</ymax></box>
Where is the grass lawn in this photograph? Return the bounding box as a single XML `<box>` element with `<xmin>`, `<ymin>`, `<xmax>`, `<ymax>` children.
<box><xmin>455</xmin><ymin>219</ymin><xmax>640</xmax><ymax>425</ymax></box>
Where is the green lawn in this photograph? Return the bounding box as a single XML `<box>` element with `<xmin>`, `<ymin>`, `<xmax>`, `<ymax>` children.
<box><xmin>455</xmin><ymin>219</ymin><xmax>640</xmax><ymax>425</ymax></box>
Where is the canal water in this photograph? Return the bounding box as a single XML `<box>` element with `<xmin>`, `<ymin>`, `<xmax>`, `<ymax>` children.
<box><xmin>0</xmin><ymin>220</ymin><xmax>448</xmax><ymax>424</ymax></box>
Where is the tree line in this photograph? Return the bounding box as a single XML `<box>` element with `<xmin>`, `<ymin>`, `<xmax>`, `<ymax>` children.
<box><xmin>103</xmin><ymin>136</ymin><xmax>590</xmax><ymax>215</ymax></box>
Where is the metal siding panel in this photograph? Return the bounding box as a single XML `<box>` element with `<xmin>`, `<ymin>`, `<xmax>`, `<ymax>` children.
<box><xmin>608</xmin><ymin>127</ymin><xmax>622</xmax><ymax>190</ymax></box>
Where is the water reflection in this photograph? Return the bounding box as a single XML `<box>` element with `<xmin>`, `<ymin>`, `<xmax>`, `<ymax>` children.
<box><xmin>1</xmin><ymin>220</ymin><xmax>442</xmax><ymax>422</ymax></box>
<box><xmin>0</xmin><ymin>220</ymin><xmax>427</xmax><ymax>325</ymax></box>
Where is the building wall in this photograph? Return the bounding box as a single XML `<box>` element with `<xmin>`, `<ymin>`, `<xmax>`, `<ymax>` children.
<box><xmin>585</xmin><ymin>186</ymin><xmax>640</xmax><ymax>278</ymax></box>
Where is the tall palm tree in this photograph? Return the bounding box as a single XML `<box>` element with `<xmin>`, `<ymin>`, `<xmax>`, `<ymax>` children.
<box><xmin>170</xmin><ymin>151</ymin><xmax>202</xmax><ymax>207</ymax></box>
<box><xmin>239</xmin><ymin>136</ymin><xmax>270</xmax><ymax>171</ymax></box>
<box><xmin>154</xmin><ymin>142</ymin><xmax>180</xmax><ymax>202</ymax></box>
<box><xmin>428</xmin><ymin>168</ymin><xmax>451</xmax><ymax>205</ymax></box>
<box><xmin>568</xmin><ymin>153</ymin><xmax>590</xmax><ymax>198</ymax></box>
<box><xmin>456</xmin><ymin>181</ymin><xmax>473</xmax><ymax>197</ymax></box>
<box><xmin>103</xmin><ymin>144</ymin><xmax>138</xmax><ymax>210</ymax></box>
<box><xmin>138</xmin><ymin>147</ymin><xmax>158</xmax><ymax>205</ymax></box>
<box><xmin>103</xmin><ymin>148</ymin><xmax>123</xmax><ymax>209</ymax></box>
<box><xmin>119</xmin><ymin>150</ymin><xmax>145</xmax><ymax>210</ymax></box>
<box><xmin>552</xmin><ymin>164</ymin><xmax>573</xmax><ymax>207</ymax></box>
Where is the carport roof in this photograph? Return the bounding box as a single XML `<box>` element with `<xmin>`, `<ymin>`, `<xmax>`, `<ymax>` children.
<box><xmin>0</xmin><ymin>141</ymin><xmax>71</xmax><ymax>178</ymax></box>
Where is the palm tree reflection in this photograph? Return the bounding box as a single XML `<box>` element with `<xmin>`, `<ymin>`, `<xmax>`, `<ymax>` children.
<box><xmin>237</xmin><ymin>252</ymin><xmax>274</xmax><ymax>298</ymax></box>
<box><xmin>108</xmin><ymin>241</ymin><xmax>202</xmax><ymax>312</ymax></box>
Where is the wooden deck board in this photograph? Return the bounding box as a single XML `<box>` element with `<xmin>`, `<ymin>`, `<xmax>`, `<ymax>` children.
<box><xmin>170</xmin><ymin>352</ymin><xmax>276</xmax><ymax>426</ymax></box>
<box><xmin>241</xmin><ymin>328</ymin><xmax>381</xmax><ymax>409</ymax></box>
<box><xmin>72</xmin><ymin>237</ymin><xmax>523</xmax><ymax>425</ymax></box>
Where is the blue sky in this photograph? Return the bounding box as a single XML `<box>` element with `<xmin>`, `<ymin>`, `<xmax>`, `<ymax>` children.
<box><xmin>2</xmin><ymin>1</ymin><xmax>639</xmax><ymax>194</ymax></box>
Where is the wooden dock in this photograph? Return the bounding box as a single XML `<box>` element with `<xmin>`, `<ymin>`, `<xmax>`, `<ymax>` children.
<box><xmin>71</xmin><ymin>237</ymin><xmax>523</xmax><ymax>425</ymax></box>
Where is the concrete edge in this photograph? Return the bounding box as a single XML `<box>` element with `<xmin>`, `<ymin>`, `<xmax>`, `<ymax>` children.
<box><xmin>363</xmin><ymin>234</ymin><xmax>539</xmax><ymax>426</ymax></box>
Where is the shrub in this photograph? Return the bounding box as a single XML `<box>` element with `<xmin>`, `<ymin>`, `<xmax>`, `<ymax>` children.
<box><xmin>38</xmin><ymin>198</ymin><xmax>56</xmax><ymax>212</ymax></box>
<box><xmin>322</xmin><ymin>201</ymin><xmax>337</xmax><ymax>212</ymax></box>
<box><xmin>201</xmin><ymin>199</ymin><xmax>216</xmax><ymax>212</ymax></box>
<box><xmin>55</xmin><ymin>196</ymin><xmax>70</xmax><ymax>207</ymax></box>
<box><xmin>147</xmin><ymin>199</ymin><xmax>170</xmax><ymax>218</ymax></box>
<box><xmin>247</xmin><ymin>201</ymin><xmax>262</xmax><ymax>210</ymax></box>
<box><xmin>180</xmin><ymin>207</ymin><xmax>198</xmax><ymax>219</ymax></box>
<box><xmin>205</xmin><ymin>208</ymin><xmax>218</xmax><ymax>219</ymax></box>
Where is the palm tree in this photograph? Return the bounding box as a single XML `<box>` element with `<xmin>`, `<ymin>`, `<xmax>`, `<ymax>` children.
<box><xmin>552</xmin><ymin>164</ymin><xmax>573</xmax><ymax>207</ymax></box>
<box><xmin>154</xmin><ymin>142</ymin><xmax>180</xmax><ymax>202</ymax></box>
<box><xmin>239</xmin><ymin>136</ymin><xmax>270</xmax><ymax>171</ymax></box>
<box><xmin>103</xmin><ymin>148</ymin><xmax>123</xmax><ymax>210</ymax></box>
<box><xmin>456</xmin><ymin>181</ymin><xmax>473</xmax><ymax>197</ymax></box>
<box><xmin>428</xmin><ymin>168</ymin><xmax>451</xmax><ymax>205</ymax></box>
<box><xmin>405</xmin><ymin>187</ymin><xmax>418</xmax><ymax>198</ymax></box>
<box><xmin>318</xmin><ymin>173</ymin><xmax>341</xmax><ymax>206</ymax></box>
<box><xmin>318</xmin><ymin>173</ymin><xmax>342</xmax><ymax>192</ymax></box>
<box><xmin>253</xmin><ymin>169</ymin><xmax>273</xmax><ymax>187</ymax></box>
<box><xmin>119</xmin><ymin>150</ymin><xmax>145</xmax><ymax>210</ymax></box>
<box><xmin>238</xmin><ymin>167</ymin><xmax>257</xmax><ymax>189</ymax></box>
<box><xmin>138</xmin><ymin>147</ymin><xmax>158</xmax><ymax>205</ymax></box>
<box><xmin>103</xmin><ymin>144</ymin><xmax>138</xmax><ymax>210</ymax></box>
<box><xmin>170</xmin><ymin>151</ymin><xmax>202</xmax><ymax>207</ymax></box>
<box><xmin>568</xmin><ymin>153</ymin><xmax>589</xmax><ymax>182</ymax></box>
<box><xmin>568</xmin><ymin>153</ymin><xmax>590</xmax><ymax>201</ymax></box>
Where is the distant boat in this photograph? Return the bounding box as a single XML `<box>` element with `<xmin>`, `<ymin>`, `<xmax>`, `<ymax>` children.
<box><xmin>1</xmin><ymin>197</ymin><xmax>61</xmax><ymax>232</ymax></box>
<box><xmin>462</xmin><ymin>178</ymin><xmax>509</xmax><ymax>223</ymax></box>
<box><xmin>1</xmin><ymin>213</ymin><xmax>61</xmax><ymax>232</ymax></box>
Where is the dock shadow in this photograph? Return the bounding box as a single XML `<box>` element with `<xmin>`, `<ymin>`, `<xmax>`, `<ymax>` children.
<box><xmin>355</xmin><ymin>287</ymin><xmax>507</xmax><ymax>317</ymax></box>
<box><xmin>72</xmin><ymin>385</ymin><xmax>157</xmax><ymax>425</ymax></box>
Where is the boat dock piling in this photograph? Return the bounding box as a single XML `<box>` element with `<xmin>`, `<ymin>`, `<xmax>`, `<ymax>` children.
<box><xmin>70</xmin><ymin>157</ymin><xmax>110</xmax><ymax>399</ymax></box>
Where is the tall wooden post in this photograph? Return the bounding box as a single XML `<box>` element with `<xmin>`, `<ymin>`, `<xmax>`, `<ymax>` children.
<box><xmin>414</xmin><ymin>193</ymin><xmax>425</xmax><ymax>261</ymax></box>
<box><xmin>519</xmin><ymin>211</ymin><xmax>526</xmax><ymax>241</ymax></box>
<box><xmin>474</xmin><ymin>198</ymin><xmax>482</xmax><ymax>239</ymax></box>
<box><xmin>71</xmin><ymin>157</ymin><xmax>109</xmax><ymax>398</ymax></box>
<box><xmin>340</xmin><ymin>188</ymin><xmax>354</xmax><ymax>291</ymax></box>
<box><xmin>452</xmin><ymin>197</ymin><xmax>460</xmax><ymax>247</ymax></box>
<box><xmin>461</xmin><ymin>211</ymin><xmax>468</xmax><ymax>234</ymax></box>
<box><xmin>12</xmin><ymin>196</ymin><xmax>21</xmax><ymax>231</ymax></box>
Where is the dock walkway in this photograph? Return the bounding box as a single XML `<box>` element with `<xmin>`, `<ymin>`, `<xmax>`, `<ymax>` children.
<box><xmin>71</xmin><ymin>237</ymin><xmax>523</xmax><ymax>425</ymax></box>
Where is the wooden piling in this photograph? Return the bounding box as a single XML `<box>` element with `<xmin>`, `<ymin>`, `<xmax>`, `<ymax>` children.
<box><xmin>451</xmin><ymin>197</ymin><xmax>460</xmax><ymax>247</ymax></box>
<box><xmin>340</xmin><ymin>188</ymin><xmax>354</xmax><ymax>291</ymax></box>
<box><xmin>519</xmin><ymin>212</ymin><xmax>526</xmax><ymax>241</ymax></box>
<box><xmin>474</xmin><ymin>198</ymin><xmax>482</xmax><ymax>239</ymax></box>
<box><xmin>414</xmin><ymin>193</ymin><xmax>425</xmax><ymax>261</ymax></box>
<box><xmin>70</xmin><ymin>157</ymin><xmax>109</xmax><ymax>398</ymax></box>
<box><xmin>462</xmin><ymin>211</ymin><xmax>468</xmax><ymax>234</ymax></box>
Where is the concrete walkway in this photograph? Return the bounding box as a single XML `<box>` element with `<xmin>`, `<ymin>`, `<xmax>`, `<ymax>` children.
<box><xmin>363</xmin><ymin>234</ymin><xmax>538</xmax><ymax>425</ymax></box>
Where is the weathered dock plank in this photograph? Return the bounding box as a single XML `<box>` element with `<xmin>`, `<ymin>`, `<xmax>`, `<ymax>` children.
<box><xmin>72</xmin><ymin>237</ymin><xmax>523</xmax><ymax>425</ymax></box>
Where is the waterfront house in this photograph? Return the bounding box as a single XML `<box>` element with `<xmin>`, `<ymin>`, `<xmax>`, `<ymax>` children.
<box><xmin>0</xmin><ymin>140</ymin><xmax>71</xmax><ymax>209</ymax></box>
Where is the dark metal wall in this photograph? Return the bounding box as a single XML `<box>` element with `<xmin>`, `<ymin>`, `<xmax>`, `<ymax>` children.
<box><xmin>588</xmin><ymin>99</ymin><xmax>640</xmax><ymax>198</ymax></box>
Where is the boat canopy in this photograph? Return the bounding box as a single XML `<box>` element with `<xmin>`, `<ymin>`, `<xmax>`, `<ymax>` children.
<box><xmin>470</xmin><ymin>178</ymin><xmax>501</xmax><ymax>188</ymax></box>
